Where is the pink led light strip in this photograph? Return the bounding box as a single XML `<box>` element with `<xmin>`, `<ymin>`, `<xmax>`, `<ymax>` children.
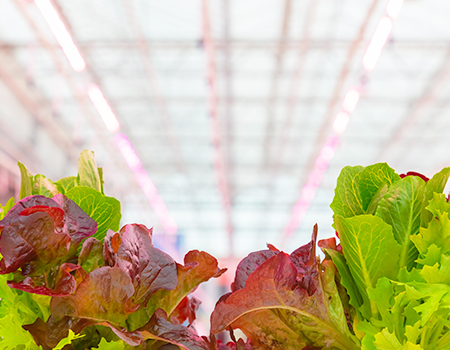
<box><xmin>34</xmin><ymin>0</ymin><xmax>85</xmax><ymax>72</ymax></box>
<box><xmin>35</xmin><ymin>0</ymin><xmax>177</xmax><ymax>234</ymax></box>
<box><xmin>284</xmin><ymin>0</ymin><xmax>403</xmax><ymax>240</ymax></box>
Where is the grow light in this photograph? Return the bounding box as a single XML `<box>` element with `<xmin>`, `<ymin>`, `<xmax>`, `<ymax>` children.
<box><xmin>363</xmin><ymin>17</ymin><xmax>393</xmax><ymax>71</ymax></box>
<box><xmin>87</xmin><ymin>84</ymin><xmax>121</xmax><ymax>133</ymax></box>
<box><xmin>34</xmin><ymin>0</ymin><xmax>85</xmax><ymax>72</ymax></box>
<box><xmin>333</xmin><ymin>112</ymin><xmax>351</xmax><ymax>135</ymax></box>
<box><xmin>342</xmin><ymin>88</ymin><xmax>360</xmax><ymax>113</ymax></box>
<box><xmin>114</xmin><ymin>132</ymin><xmax>142</xmax><ymax>171</ymax></box>
<box><xmin>387</xmin><ymin>0</ymin><xmax>404</xmax><ymax>19</ymax></box>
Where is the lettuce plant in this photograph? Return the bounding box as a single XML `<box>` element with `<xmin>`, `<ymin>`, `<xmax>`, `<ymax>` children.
<box><xmin>211</xmin><ymin>164</ymin><xmax>450</xmax><ymax>349</ymax></box>
<box><xmin>0</xmin><ymin>150</ymin><xmax>225</xmax><ymax>349</ymax></box>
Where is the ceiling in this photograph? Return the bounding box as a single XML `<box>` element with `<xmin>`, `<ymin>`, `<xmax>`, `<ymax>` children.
<box><xmin>1</xmin><ymin>0</ymin><xmax>450</xmax><ymax>264</ymax></box>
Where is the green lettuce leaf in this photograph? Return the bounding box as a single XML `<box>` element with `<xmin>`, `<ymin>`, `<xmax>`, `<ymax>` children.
<box><xmin>335</xmin><ymin>215</ymin><xmax>402</xmax><ymax>319</ymax></box>
<box><xmin>55</xmin><ymin>176</ymin><xmax>77</xmax><ymax>195</ymax></box>
<box><xmin>319</xmin><ymin>238</ymin><xmax>363</xmax><ymax>315</ymax></box>
<box><xmin>358</xmin><ymin>163</ymin><xmax>400</xmax><ymax>212</ymax></box>
<box><xmin>410</xmin><ymin>194</ymin><xmax>450</xmax><ymax>256</ymax></box>
<box><xmin>421</xmin><ymin>167</ymin><xmax>450</xmax><ymax>226</ymax></box>
<box><xmin>18</xmin><ymin>163</ymin><xmax>59</xmax><ymax>199</ymax></box>
<box><xmin>18</xmin><ymin>161</ymin><xmax>33</xmax><ymax>199</ymax></box>
<box><xmin>0</xmin><ymin>197</ymin><xmax>14</xmax><ymax>220</ymax></box>
<box><xmin>0</xmin><ymin>269</ymin><xmax>49</xmax><ymax>349</ymax></box>
<box><xmin>53</xmin><ymin>329</ymin><xmax>85</xmax><ymax>349</ymax></box>
<box><xmin>66</xmin><ymin>186</ymin><xmax>121</xmax><ymax>242</ymax></box>
<box><xmin>32</xmin><ymin>174</ymin><xmax>59</xmax><ymax>198</ymax></box>
<box><xmin>330</xmin><ymin>165</ymin><xmax>365</xmax><ymax>218</ymax></box>
<box><xmin>93</xmin><ymin>338</ymin><xmax>126</xmax><ymax>349</ymax></box>
<box><xmin>375</xmin><ymin>176</ymin><xmax>426</xmax><ymax>269</ymax></box>
<box><xmin>77</xmin><ymin>150</ymin><xmax>103</xmax><ymax>194</ymax></box>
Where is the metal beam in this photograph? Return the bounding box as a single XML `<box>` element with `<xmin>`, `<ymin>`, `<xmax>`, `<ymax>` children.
<box><xmin>3</xmin><ymin>40</ymin><xmax>448</xmax><ymax>51</ymax></box>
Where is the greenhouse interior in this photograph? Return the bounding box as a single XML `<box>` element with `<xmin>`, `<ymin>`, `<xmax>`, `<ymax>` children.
<box><xmin>1</xmin><ymin>0</ymin><xmax>450</xmax><ymax>349</ymax></box>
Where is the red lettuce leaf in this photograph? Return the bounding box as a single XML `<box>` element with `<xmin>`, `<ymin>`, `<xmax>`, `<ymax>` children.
<box><xmin>0</xmin><ymin>211</ymin><xmax>70</xmax><ymax>274</ymax></box>
<box><xmin>399</xmin><ymin>171</ymin><xmax>429</xmax><ymax>182</ymax></box>
<box><xmin>0</xmin><ymin>195</ymin><xmax>58</xmax><ymax>227</ymax></box>
<box><xmin>211</xmin><ymin>230</ymin><xmax>359</xmax><ymax>350</ymax></box>
<box><xmin>140</xmin><ymin>308</ymin><xmax>210</xmax><ymax>350</ymax></box>
<box><xmin>39</xmin><ymin>316</ymin><xmax>94</xmax><ymax>348</ymax></box>
<box><xmin>22</xmin><ymin>317</ymin><xmax>52</xmax><ymax>350</ymax></box>
<box><xmin>103</xmin><ymin>224</ymin><xmax>178</xmax><ymax>305</ymax></box>
<box><xmin>50</xmin><ymin>266</ymin><xmax>138</xmax><ymax>325</ymax></box>
<box><xmin>8</xmin><ymin>263</ymin><xmax>80</xmax><ymax>296</ymax></box>
<box><xmin>52</xmin><ymin>193</ymin><xmax>98</xmax><ymax>246</ymax></box>
<box><xmin>214</xmin><ymin>338</ymin><xmax>254</xmax><ymax>350</ymax></box>
<box><xmin>170</xmin><ymin>295</ymin><xmax>201</xmax><ymax>325</ymax></box>
<box><xmin>45</xmin><ymin>266</ymin><xmax>139</xmax><ymax>346</ymax></box>
<box><xmin>289</xmin><ymin>224</ymin><xmax>319</xmax><ymax>294</ymax></box>
<box><xmin>126</xmin><ymin>250</ymin><xmax>226</xmax><ymax>331</ymax></box>
<box><xmin>0</xmin><ymin>195</ymin><xmax>97</xmax><ymax>295</ymax></box>
<box><xmin>231</xmin><ymin>249</ymin><xmax>278</xmax><ymax>291</ymax></box>
<box><xmin>78</xmin><ymin>237</ymin><xmax>104</xmax><ymax>274</ymax></box>
<box><xmin>97</xmin><ymin>322</ymin><xmax>144</xmax><ymax>346</ymax></box>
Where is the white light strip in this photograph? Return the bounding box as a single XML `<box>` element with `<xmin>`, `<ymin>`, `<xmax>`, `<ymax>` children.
<box><xmin>387</xmin><ymin>0</ymin><xmax>404</xmax><ymax>19</ymax></box>
<box><xmin>342</xmin><ymin>88</ymin><xmax>360</xmax><ymax>113</ymax></box>
<box><xmin>333</xmin><ymin>112</ymin><xmax>351</xmax><ymax>135</ymax></box>
<box><xmin>363</xmin><ymin>17</ymin><xmax>393</xmax><ymax>71</ymax></box>
<box><xmin>34</xmin><ymin>0</ymin><xmax>85</xmax><ymax>72</ymax></box>
<box><xmin>87</xmin><ymin>84</ymin><xmax>121</xmax><ymax>133</ymax></box>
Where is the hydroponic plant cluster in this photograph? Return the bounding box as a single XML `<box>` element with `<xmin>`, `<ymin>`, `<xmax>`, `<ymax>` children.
<box><xmin>1</xmin><ymin>152</ymin><xmax>450</xmax><ymax>349</ymax></box>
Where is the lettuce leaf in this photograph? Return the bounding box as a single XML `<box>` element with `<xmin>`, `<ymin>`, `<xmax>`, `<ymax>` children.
<box><xmin>335</xmin><ymin>215</ymin><xmax>401</xmax><ymax>319</ymax></box>
<box><xmin>211</xmin><ymin>230</ymin><xmax>360</xmax><ymax>350</ymax></box>
<box><xmin>103</xmin><ymin>224</ymin><xmax>178</xmax><ymax>305</ymax></box>
<box><xmin>140</xmin><ymin>309</ymin><xmax>210</xmax><ymax>350</ymax></box>
<box><xmin>330</xmin><ymin>165</ymin><xmax>365</xmax><ymax>218</ymax></box>
<box><xmin>358</xmin><ymin>163</ymin><xmax>400</xmax><ymax>212</ymax></box>
<box><xmin>375</xmin><ymin>176</ymin><xmax>426</xmax><ymax>270</ymax></box>
<box><xmin>127</xmin><ymin>249</ymin><xmax>226</xmax><ymax>331</ymax></box>
<box><xmin>0</xmin><ymin>195</ymin><xmax>96</xmax><ymax>296</ymax></box>
<box><xmin>66</xmin><ymin>186</ymin><xmax>120</xmax><ymax>243</ymax></box>
<box><xmin>77</xmin><ymin>150</ymin><xmax>103</xmax><ymax>194</ymax></box>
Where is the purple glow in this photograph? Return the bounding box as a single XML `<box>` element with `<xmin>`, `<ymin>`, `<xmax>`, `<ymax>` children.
<box><xmin>114</xmin><ymin>133</ymin><xmax>142</xmax><ymax>171</ymax></box>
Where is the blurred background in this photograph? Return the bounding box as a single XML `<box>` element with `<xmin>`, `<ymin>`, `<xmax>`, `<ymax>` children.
<box><xmin>0</xmin><ymin>0</ymin><xmax>449</xmax><ymax>332</ymax></box>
